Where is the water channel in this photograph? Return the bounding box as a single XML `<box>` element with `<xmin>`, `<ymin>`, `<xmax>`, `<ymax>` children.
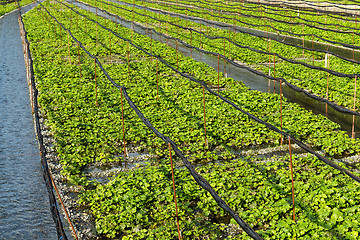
<box><xmin>0</xmin><ymin>4</ymin><xmax>57</xmax><ymax>239</ymax></box>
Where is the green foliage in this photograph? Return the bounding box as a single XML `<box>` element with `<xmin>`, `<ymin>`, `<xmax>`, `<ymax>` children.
<box><xmin>100</xmin><ymin>0</ymin><xmax>360</xmax><ymax>111</ymax></box>
<box><xmin>22</xmin><ymin>1</ymin><xmax>360</xmax><ymax>239</ymax></box>
<box><xmin>0</xmin><ymin>0</ymin><xmax>36</xmax><ymax>16</ymax></box>
<box><xmin>80</xmin><ymin>155</ymin><xmax>360</xmax><ymax>239</ymax></box>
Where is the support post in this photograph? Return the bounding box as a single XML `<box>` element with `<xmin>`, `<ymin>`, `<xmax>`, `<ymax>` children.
<box><xmin>168</xmin><ymin>143</ymin><xmax>181</xmax><ymax>240</ymax></box>
<box><xmin>288</xmin><ymin>137</ymin><xmax>296</xmax><ymax>222</ymax></box>
<box><xmin>203</xmin><ymin>86</ymin><xmax>208</xmax><ymax>148</ymax></box>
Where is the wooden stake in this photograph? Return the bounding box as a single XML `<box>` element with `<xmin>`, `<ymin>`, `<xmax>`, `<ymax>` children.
<box><xmin>352</xmin><ymin>76</ymin><xmax>357</xmax><ymax>139</ymax></box>
<box><xmin>228</xmin><ymin>28</ymin><xmax>231</xmax><ymax>60</ymax></box>
<box><xmin>223</xmin><ymin>38</ymin><xmax>226</xmax><ymax>77</ymax></box>
<box><xmin>78</xmin><ymin>43</ymin><xmax>81</xmax><ymax>80</ymax></box>
<box><xmin>280</xmin><ymin>79</ymin><xmax>283</xmax><ymax>145</ymax></box>
<box><xmin>273</xmin><ymin>53</ymin><xmax>276</xmax><ymax>94</ymax></box>
<box><xmin>109</xmin><ymin>30</ymin><xmax>112</xmax><ymax>63</ymax></box>
<box><xmin>156</xmin><ymin>59</ymin><xmax>159</xmax><ymax>101</ymax></box>
<box><xmin>176</xmin><ymin>39</ymin><xmax>179</xmax><ymax>72</ymax></box>
<box><xmin>94</xmin><ymin>58</ymin><xmax>98</xmax><ymax>106</ymax></box>
<box><xmin>53</xmin><ymin>19</ymin><xmax>56</xmax><ymax>37</ymax></box>
<box><xmin>127</xmin><ymin>42</ymin><xmax>130</xmax><ymax>81</ymax></box>
<box><xmin>70</xmin><ymin>5</ymin><xmax>72</xmax><ymax>30</ymax></box>
<box><xmin>84</xmin><ymin>13</ymin><xmax>87</xmax><ymax>34</ymax></box>
<box><xmin>121</xmin><ymin>90</ymin><xmax>127</xmax><ymax>157</ymax></box>
<box><xmin>353</xmin><ymin>33</ymin><xmax>355</xmax><ymax>62</ymax></box>
<box><xmin>166</xmin><ymin>20</ymin><xmax>169</xmax><ymax>46</ymax></box>
<box><xmin>302</xmin><ymin>24</ymin><xmax>304</xmax><ymax>58</ymax></box>
<box><xmin>67</xmin><ymin>30</ymin><xmax>71</xmax><ymax>65</ymax></box>
<box><xmin>217</xmin><ymin>54</ymin><xmax>220</xmax><ymax>93</ymax></box>
<box><xmin>190</xmin><ymin>29</ymin><xmax>193</xmax><ymax>57</ymax></box>
<box><xmin>150</xmin><ymin>30</ymin><xmax>153</xmax><ymax>62</ymax></box>
<box><xmin>168</xmin><ymin>143</ymin><xmax>181</xmax><ymax>240</ymax></box>
<box><xmin>96</xmin><ymin>20</ymin><xmax>98</xmax><ymax>46</ymax></box>
<box><xmin>203</xmin><ymin>86</ymin><xmax>208</xmax><ymax>148</ymax></box>
<box><xmin>268</xmin><ymin>38</ymin><xmax>271</xmax><ymax>76</ymax></box>
<box><xmin>326</xmin><ymin>54</ymin><xmax>330</xmax><ymax>116</ymax></box>
<box><xmin>312</xmin><ymin>34</ymin><xmax>314</xmax><ymax>65</ymax></box>
<box><xmin>288</xmin><ymin>137</ymin><xmax>296</xmax><ymax>222</ymax></box>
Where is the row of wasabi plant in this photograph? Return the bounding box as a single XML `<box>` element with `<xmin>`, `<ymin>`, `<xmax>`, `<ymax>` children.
<box><xmin>122</xmin><ymin>0</ymin><xmax>360</xmax><ymax>46</ymax></box>
<box><xmin>23</xmin><ymin>0</ymin><xmax>360</xmax><ymax>239</ymax></box>
<box><xmin>83</xmin><ymin>0</ymin><xmax>360</xmax><ymax>111</ymax></box>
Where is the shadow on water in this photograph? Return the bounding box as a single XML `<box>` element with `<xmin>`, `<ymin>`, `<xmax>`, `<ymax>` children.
<box><xmin>0</xmin><ymin>2</ymin><xmax>60</xmax><ymax>239</ymax></box>
<box><xmin>71</xmin><ymin>0</ymin><xmax>360</xmax><ymax>138</ymax></box>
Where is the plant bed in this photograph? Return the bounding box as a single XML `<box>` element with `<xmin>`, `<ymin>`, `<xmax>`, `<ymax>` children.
<box><xmin>22</xmin><ymin>1</ymin><xmax>360</xmax><ymax>239</ymax></box>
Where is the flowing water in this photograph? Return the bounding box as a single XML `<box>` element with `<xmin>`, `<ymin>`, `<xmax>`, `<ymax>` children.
<box><xmin>0</xmin><ymin>4</ymin><xmax>57</xmax><ymax>239</ymax></box>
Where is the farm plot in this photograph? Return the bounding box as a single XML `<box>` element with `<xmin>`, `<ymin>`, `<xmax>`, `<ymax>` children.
<box><xmin>22</xmin><ymin>0</ymin><xmax>360</xmax><ymax>239</ymax></box>
<box><xmin>100</xmin><ymin>0</ymin><xmax>360</xmax><ymax>112</ymax></box>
